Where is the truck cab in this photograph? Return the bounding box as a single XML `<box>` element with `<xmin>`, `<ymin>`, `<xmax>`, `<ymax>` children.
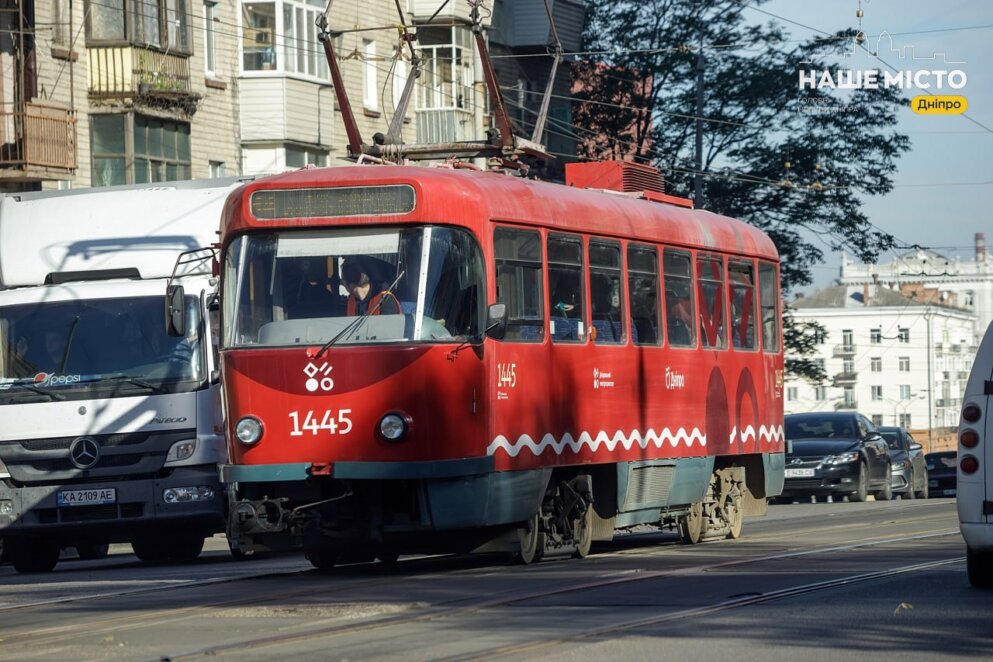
<box><xmin>959</xmin><ymin>319</ymin><xmax>993</xmax><ymax>587</ymax></box>
<box><xmin>0</xmin><ymin>179</ymin><xmax>247</xmax><ymax>572</ymax></box>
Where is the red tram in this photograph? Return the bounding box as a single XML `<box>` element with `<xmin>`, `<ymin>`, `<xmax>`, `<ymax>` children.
<box><xmin>216</xmin><ymin>161</ymin><xmax>785</xmax><ymax>566</ymax></box>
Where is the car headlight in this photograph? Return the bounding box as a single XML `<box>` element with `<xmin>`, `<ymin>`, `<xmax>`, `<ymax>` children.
<box><xmin>0</xmin><ymin>457</ymin><xmax>9</xmax><ymax>480</ymax></box>
<box><xmin>235</xmin><ymin>416</ymin><xmax>264</xmax><ymax>446</ymax></box>
<box><xmin>378</xmin><ymin>412</ymin><xmax>411</xmax><ymax>442</ymax></box>
<box><xmin>164</xmin><ymin>440</ymin><xmax>197</xmax><ymax>464</ymax></box>
<box><xmin>824</xmin><ymin>451</ymin><xmax>860</xmax><ymax>465</ymax></box>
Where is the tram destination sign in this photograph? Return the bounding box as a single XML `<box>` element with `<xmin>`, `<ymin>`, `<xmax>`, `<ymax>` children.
<box><xmin>251</xmin><ymin>185</ymin><xmax>416</xmax><ymax>220</ymax></box>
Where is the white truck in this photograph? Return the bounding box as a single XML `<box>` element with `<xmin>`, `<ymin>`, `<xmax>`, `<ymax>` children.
<box><xmin>959</xmin><ymin>319</ymin><xmax>993</xmax><ymax>587</ymax></box>
<box><xmin>0</xmin><ymin>178</ymin><xmax>248</xmax><ymax>573</ymax></box>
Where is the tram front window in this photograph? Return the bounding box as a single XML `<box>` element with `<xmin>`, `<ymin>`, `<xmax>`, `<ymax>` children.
<box><xmin>222</xmin><ymin>226</ymin><xmax>485</xmax><ymax>347</ymax></box>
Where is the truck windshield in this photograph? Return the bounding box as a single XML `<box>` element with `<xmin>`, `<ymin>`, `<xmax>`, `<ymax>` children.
<box><xmin>223</xmin><ymin>226</ymin><xmax>485</xmax><ymax>348</ymax></box>
<box><xmin>0</xmin><ymin>296</ymin><xmax>204</xmax><ymax>401</ymax></box>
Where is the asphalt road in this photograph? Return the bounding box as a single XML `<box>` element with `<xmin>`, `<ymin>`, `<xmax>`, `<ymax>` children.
<box><xmin>0</xmin><ymin>498</ymin><xmax>987</xmax><ymax>661</ymax></box>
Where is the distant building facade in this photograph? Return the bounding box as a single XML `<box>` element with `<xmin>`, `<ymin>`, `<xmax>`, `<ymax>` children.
<box><xmin>785</xmin><ymin>285</ymin><xmax>976</xmax><ymax>445</ymax></box>
<box><xmin>840</xmin><ymin>233</ymin><xmax>993</xmax><ymax>336</ymax></box>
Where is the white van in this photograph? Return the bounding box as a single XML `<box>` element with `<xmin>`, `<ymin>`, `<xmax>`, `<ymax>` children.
<box><xmin>958</xmin><ymin>319</ymin><xmax>993</xmax><ymax>587</ymax></box>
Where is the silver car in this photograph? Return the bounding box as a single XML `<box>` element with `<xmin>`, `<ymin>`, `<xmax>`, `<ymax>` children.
<box><xmin>879</xmin><ymin>426</ymin><xmax>928</xmax><ymax>499</ymax></box>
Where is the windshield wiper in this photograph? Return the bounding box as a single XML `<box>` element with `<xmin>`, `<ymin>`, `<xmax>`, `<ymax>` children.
<box><xmin>59</xmin><ymin>315</ymin><xmax>81</xmax><ymax>374</ymax></box>
<box><xmin>315</xmin><ymin>270</ymin><xmax>405</xmax><ymax>359</ymax></box>
<box><xmin>89</xmin><ymin>374</ymin><xmax>167</xmax><ymax>394</ymax></box>
<box><xmin>6</xmin><ymin>382</ymin><xmax>66</xmax><ymax>401</ymax></box>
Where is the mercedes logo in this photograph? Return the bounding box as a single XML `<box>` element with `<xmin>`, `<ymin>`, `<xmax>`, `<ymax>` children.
<box><xmin>69</xmin><ymin>437</ymin><xmax>100</xmax><ymax>470</ymax></box>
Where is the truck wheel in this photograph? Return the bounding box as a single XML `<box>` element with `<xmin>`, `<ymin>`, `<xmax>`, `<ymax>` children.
<box><xmin>168</xmin><ymin>534</ymin><xmax>205</xmax><ymax>561</ymax></box>
<box><xmin>8</xmin><ymin>538</ymin><xmax>60</xmax><ymax>573</ymax></box>
<box><xmin>132</xmin><ymin>536</ymin><xmax>170</xmax><ymax>562</ymax></box>
<box><xmin>306</xmin><ymin>548</ymin><xmax>339</xmax><ymax>571</ymax></box>
<box><xmin>76</xmin><ymin>543</ymin><xmax>110</xmax><ymax>560</ymax></box>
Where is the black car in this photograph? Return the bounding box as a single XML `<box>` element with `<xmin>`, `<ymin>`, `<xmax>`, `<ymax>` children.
<box><xmin>925</xmin><ymin>451</ymin><xmax>957</xmax><ymax>497</ymax></box>
<box><xmin>782</xmin><ymin>412</ymin><xmax>893</xmax><ymax>502</ymax></box>
<box><xmin>878</xmin><ymin>426</ymin><xmax>928</xmax><ymax>499</ymax></box>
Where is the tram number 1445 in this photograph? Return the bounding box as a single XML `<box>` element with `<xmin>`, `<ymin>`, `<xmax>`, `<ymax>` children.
<box><xmin>289</xmin><ymin>409</ymin><xmax>353</xmax><ymax>436</ymax></box>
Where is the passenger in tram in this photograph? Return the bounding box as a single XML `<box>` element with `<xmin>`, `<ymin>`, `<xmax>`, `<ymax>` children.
<box><xmin>288</xmin><ymin>259</ymin><xmax>342</xmax><ymax>319</ymax></box>
<box><xmin>342</xmin><ymin>259</ymin><xmax>401</xmax><ymax>316</ymax></box>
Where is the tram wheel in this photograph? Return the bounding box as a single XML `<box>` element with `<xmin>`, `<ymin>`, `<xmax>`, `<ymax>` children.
<box><xmin>571</xmin><ymin>506</ymin><xmax>593</xmax><ymax>559</ymax></box>
<box><xmin>679</xmin><ymin>502</ymin><xmax>704</xmax><ymax>545</ymax></box>
<box><xmin>306</xmin><ymin>548</ymin><xmax>339</xmax><ymax>571</ymax></box>
<box><xmin>512</xmin><ymin>515</ymin><xmax>545</xmax><ymax>565</ymax></box>
<box><xmin>726</xmin><ymin>492</ymin><xmax>744</xmax><ymax>540</ymax></box>
<box><xmin>376</xmin><ymin>547</ymin><xmax>400</xmax><ymax>566</ymax></box>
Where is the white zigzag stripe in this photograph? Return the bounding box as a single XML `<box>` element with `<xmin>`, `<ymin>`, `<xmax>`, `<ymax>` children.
<box><xmin>488</xmin><ymin>424</ymin><xmax>785</xmax><ymax>458</ymax></box>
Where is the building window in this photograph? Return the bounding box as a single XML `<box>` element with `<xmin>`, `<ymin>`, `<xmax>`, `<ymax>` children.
<box><xmin>242</xmin><ymin>2</ymin><xmax>277</xmax><ymax>70</ymax></box>
<box><xmin>900</xmin><ymin>384</ymin><xmax>912</xmax><ymax>400</ymax></box>
<box><xmin>91</xmin><ymin>114</ymin><xmax>191</xmax><ymax>186</ymax></box>
<box><xmin>815</xmin><ymin>358</ymin><xmax>825</xmax><ymax>372</ymax></box>
<box><xmin>363</xmin><ymin>39</ymin><xmax>378</xmax><ymax>110</ymax></box>
<box><xmin>898</xmin><ymin>327</ymin><xmax>910</xmax><ymax>343</ymax></box>
<box><xmin>870</xmin><ymin>357</ymin><xmax>881</xmax><ymax>372</ymax></box>
<box><xmin>285</xmin><ymin>145</ymin><xmax>327</xmax><ymax>168</ymax></box>
<box><xmin>871</xmin><ymin>385</ymin><xmax>883</xmax><ymax>401</ymax></box>
<box><xmin>841</xmin><ymin>329</ymin><xmax>853</xmax><ymax>349</ymax></box>
<box><xmin>899</xmin><ymin>356</ymin><xmax>910</xmax><ymax>372</ymax></box>
<box><xmin>843</xmin><ymin>358</ymin><xmax>854</xmax><ymax>375</ymax></box>
<box><xmin>843</xmin><ymin>386</ymin><xmax>856</xmax><ymax>407</ymax></box>
<box><xmin>871</xmin><ymin>414</ymin><xmax>883</xmax><ymax>427</ymax></box>
<box><xmin>812</xmin><ymin>327</ymin><xmax>826</xmax><ymax>344</ymax></box>
<box><xmin>209</xmin><ymin>160</ymin><xmax>226</xmax><ymax>177</ymax></box>
<box><xmin>53</xmin><ymin>0</ymin><xmax>71</xmax><ymax>47</ymax></box>
<box><xmin>281</xmin><ymin>0</ymin><xmax>328</xmax><ymax>78</ymax></box>
<box><xmin>86</xmin><ymin>0</ymin><xmax>192</xmax><ymax>52</ymax></box>
<box><xmin>204</xmin><ymin>0</ymin><xmax>218</xmax><ymax>75</ymax></box>
<box><xmin>964</xmin><ymin>290</ymin><xmax>974</xmax><ymax>307</ymax></box>
<box><xmin>870</xmin><ymin>327</ymin><xmax>881</xmax><ymax>344</ymax></box>
<box><xmin>814</xmin><ymin>385</ymin><xmax>826</xmax><ymax>401</ymax></box>
<box><xmin>787</xmin><ymin>386</ymin><xmax>798</xmax><ymax>401</ymax></box>
<box><xmin>899</xmin><ymin>413</ymin><xmax>912</xmax><ymax>428</ymax></box>
<box><xmin>417</xmin><ymin>25</ymin><xmax>473</xmax><ymax>111</ymax></box>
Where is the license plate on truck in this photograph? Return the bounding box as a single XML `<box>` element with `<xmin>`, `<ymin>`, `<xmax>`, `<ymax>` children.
<box><xmin>57</xmin><ymin>488</ymin><xmax>116</xmax><ymax>507</ymax></box>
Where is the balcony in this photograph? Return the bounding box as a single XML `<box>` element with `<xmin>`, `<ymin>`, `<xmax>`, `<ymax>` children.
<box><xmin>416</xmin><ymin>109</ymin><xmax>476</xmax><ymax>144</ymax></box>
<box><xmin>0</xmin><ymin>102</ymin><xmax>77</xmax><ymax>180</ymax></box>
<box><xmin>87</xmin><ymin>46</ymin><xmax>199</xmax><ymax>114</ymax></box>
<box><xmin>832</xmin><ymin>371</ymin><xmax>858</xmax><ymax>386</ymax></box>
<box><xmin>834</xmin><ymin>400</ymin><xmax>859</xmax><ymax>410</ymax></box>
<box><xmin>832</xmin><ymin>343</ymin><xmax>857</xmax><ymax>357</ymax></box>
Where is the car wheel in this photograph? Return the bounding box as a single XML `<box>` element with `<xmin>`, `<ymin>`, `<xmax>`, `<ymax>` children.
<box><xmin>132</xmin><ymin>536</ymin><xmax>170</xmax><ymax>562</ymax></box>
<box><xmin>849</xmin><ymin>465</ymin><xmax>869</xmax><ymax>502</ymax></box>
<box><xmin>876</xmin><ymin>477</ymin><xmax>893</xmax><ymax>501</ymax></box>
<box><xmin>915</xmin><ymin>476</ymin><xmax>929</xmax><ymax>500</ymax></box>
<box><xmin>967</xmin><ymin>547</ymin><xmax>993</xmax><ymax>588</ymax></box>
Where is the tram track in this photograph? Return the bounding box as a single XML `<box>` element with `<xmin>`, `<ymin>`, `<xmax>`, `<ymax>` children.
<box><xmin>153</xmin><ymin>528</ymin><xmax>960</xmax><ymax>661</ymax></box>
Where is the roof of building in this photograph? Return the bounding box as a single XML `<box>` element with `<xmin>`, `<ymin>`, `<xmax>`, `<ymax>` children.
<box><xmin>791</xmin><ymin>284</ymin><xmax>963</xmax><ymax>311</ymax></box>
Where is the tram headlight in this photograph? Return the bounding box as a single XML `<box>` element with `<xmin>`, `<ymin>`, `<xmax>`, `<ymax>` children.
<box><xmin>378</xmin><ymin>412</ymin><xmax>410</xmax><ymax>442</ymax></box>
<box><xmin>235</xmin><ymin>416</ymin><xmax>264</xmax><ymax>446</ymax></box>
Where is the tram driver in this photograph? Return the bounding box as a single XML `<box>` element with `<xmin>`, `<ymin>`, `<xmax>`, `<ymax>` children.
<box><xmin>341</xmin><ymin>260</ymin><xmax>401</xmax><ymax>316</ymax></box>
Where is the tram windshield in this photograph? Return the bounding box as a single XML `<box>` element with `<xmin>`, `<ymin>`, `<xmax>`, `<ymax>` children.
<box><xmin>0</xmin><ymin>296</ymin><xmax>205</xmax><ymax>404</ymax></box>
<box><xmin>222</xmin><ymin>226</ymin><xmax>485</xmax><ymax>348</ymax></box>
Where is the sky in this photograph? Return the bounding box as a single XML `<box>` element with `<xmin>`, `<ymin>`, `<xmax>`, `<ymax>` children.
<box><xmin>748</xmin><ymin>0</ymin><xmax>993</xmax><ymax>291</ymax></box>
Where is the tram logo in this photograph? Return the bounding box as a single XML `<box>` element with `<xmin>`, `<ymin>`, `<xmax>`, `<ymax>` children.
<box><xmin>303</xmin><ymin>361</ymin><xmax>334</xmax><ymax>393</ymax></box>
<box><xmin>665</xmin><ymin>367</ymin><xmax>685</xmax><ymax>390</ymax></box>
<box><xmin>593</xmin><ymin>368</ymin><xmax>614</xmax><ymax>389</ymax></box>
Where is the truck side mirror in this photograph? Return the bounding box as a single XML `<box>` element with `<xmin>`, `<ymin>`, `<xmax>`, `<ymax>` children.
<box><xmin>166</xmin><ymin>285</ymin><xmax>186</xmax><ymax>336</ymax></box>
<box><xmin>484</xmin><ymin>303</ymin><xmax>507</xmax><ymax>340</ymax></box>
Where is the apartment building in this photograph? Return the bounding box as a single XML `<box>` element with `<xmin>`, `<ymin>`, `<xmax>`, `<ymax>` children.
<box><xmin>0</xmin><ymin>0</ymin><xmax>242</xmax><ymax>191</ymax></box>
<box><xmin>785</xmin><ymin>285</ymin><xmax>976</xmax><ymax>438</ymax></box>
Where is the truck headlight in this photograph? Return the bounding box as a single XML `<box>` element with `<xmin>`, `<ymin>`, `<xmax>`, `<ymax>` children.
<box><xmin>163</xmin><ymin>486</ymin><xmax>215</xmax><ymax>503</ymax></box>
<box><xmin>236</xmin><ymin>416</ymin><xmax>264</xmax><ymax>445</ymax></box>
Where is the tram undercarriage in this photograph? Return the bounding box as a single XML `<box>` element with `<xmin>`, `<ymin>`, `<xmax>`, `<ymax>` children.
<box><xmin>226</xmin><ymin>458</ymin><xmax>770</xmax><ymax>568</ymax></box>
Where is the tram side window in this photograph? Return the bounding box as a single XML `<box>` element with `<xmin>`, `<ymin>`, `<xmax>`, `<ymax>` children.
<box><xmin>696</xmin><ymin>255</ymin><xmax>726</xmax><ymax>349</ymax></box>
<box><xmin>494</xmin><ymin>228</ymin><xmax>544</xmax><ymax>342</ymax></box>
<box><xmin>548</xmin><ymin>233</ymin><xmax>586</xmax><ymax>343</ymax></box>
<box><xmin>728</xmin><ymin>260</ymin><xmax>757</xmax><ymax>350</ymax></box>
<box><xmin>663</xmin><ymin>249</ymin><xmax>695</xmax><ymax>347</ymax></box>
<box><xmin>759</xmin><ymin>261</ymin><xmax>781</xmax><ymax>352</ymax></box>
<box><xmin>627</xmin><ymin>244</ymin><xmax>660</xmax><ymax>346</ymax></box>
<box><xmin>589</xmin><ymin>240</ymin><xmax>624</xmax><ymax>344</ymax></box>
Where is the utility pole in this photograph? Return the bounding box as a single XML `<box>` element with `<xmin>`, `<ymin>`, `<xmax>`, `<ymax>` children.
<box><xmin>693</xmin><ymin>44</ymin><xmax>704</xmax><ymax>206</ymax></box>
<box><xmin>925</xmin><ymin>308</ymin><xmax>933</xmax><ymax>451</ymax></box>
